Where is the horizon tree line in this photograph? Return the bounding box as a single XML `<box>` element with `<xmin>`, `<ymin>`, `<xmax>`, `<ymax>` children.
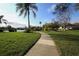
<box><xmin>16</xmin><ymin>3</ymin><xmax>79</xmax><ymax>31</ymax></box>
<box><xmin>0</xmin><ymin>3</ymin><xmax>79</xmax><ymax>32</ymax></box>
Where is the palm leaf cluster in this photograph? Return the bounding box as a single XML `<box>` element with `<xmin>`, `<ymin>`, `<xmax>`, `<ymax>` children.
<box><xmin>16</xmin><ymin>3</ymin><xmax>38</xmax><ymax>29</ymax></box>
<box><xmin>53</xmin><ymin>3</ymin><xmax>72</xmax><ymax>27</ymax></box>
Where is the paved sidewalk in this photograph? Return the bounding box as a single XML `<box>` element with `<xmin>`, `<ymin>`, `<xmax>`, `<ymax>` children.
<box><xmin>25</xmin><ymin>32</ymin><xmax>59</xmax><ymax>56</ymax></box>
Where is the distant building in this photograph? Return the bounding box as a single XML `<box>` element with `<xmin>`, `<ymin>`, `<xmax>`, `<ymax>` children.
<box><xmin>66</xmin><ymin>24</ymin><xmax>79</xmax><ymax>30</ymax></box>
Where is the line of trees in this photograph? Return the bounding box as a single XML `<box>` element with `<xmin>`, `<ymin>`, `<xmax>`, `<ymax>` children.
<box><xmin>0</xmin><ymin>3</ymin><xmax>78</xmax><ymax>32</ymax></box>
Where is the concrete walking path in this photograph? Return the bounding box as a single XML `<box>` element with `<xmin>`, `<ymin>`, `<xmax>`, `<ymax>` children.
<box><xmin>25</xmin><ymin>32</ymin><xmax>59</xmax><ymax>56</ymax></box>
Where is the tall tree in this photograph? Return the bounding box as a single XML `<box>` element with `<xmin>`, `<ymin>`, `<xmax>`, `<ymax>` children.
<box><xmin>53</xmin><ymin>3</ymin><xmax>71</xmax><ymax>28</ymax></box>
<box><xmin>16</xmin><ymin>3</ymin><xmax>38</xmax><ymax>31</ymax></box>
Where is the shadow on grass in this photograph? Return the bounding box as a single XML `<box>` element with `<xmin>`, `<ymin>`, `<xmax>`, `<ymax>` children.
<box><xmin>49</xmin><ymin>32</ymin><xmax>79</xmax><ymax>41</ymax></box>
<box><xmin>48</xmin><ymin>31</ymin><xmax>79</xmax><ymax>56</ymax></box>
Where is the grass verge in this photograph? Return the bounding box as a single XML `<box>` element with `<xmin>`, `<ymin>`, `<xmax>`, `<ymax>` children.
<box><xmin>0</xmin><ymin>32</ymin><xmax>40</xmax><ymax>56</ymax></box>
<box><xmin>46</xmin><ymin>30</ymin><xmax>79</xmax><ymax>56</ymax></box>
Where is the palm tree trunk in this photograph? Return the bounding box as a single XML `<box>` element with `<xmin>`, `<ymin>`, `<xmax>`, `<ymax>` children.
<box><xmin>28</xmin><ymin>6</ymin><xmax>30</xmax><ymax>29</ymax></box>
<box><xmin>0</xmin><ymin>20</ymin><xmax>1</xmax><ymax>23</ymax></box>
<box><xmin>0</xmin><ymin>17</ymin><xmax>2</xmax><ymax>23</ymax></box>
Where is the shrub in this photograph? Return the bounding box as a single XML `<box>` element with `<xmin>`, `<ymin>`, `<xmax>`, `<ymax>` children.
<box><xmin>24</xmin><ymin>28</ymin><xmax>33</xmax><ymax>33</ymax></box>
<box><xmin>0</xmin><ymin>29</ymin><xmax>3</xmax><ymax>32</ymax></box>
<box><xmin>0</xmin><ymin>27</ymin><xmax>5</xmax><ymax>32</ymax></box>
<box><xmin>7</xmin><ymin>26</ymin><xmax>17</xmax><ymax>32</ymax></box>
<box><xmin>8</xmin><ymin>28</ymin><xmax>17</xmax><ymax>32</ymax></box>
<box><xmin>31</xmin><ymin>26</ymin><xmax>42</xmax><ymax>31</ymax></box>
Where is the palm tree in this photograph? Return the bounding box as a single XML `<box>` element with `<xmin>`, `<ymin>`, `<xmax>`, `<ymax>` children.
<box><xmin>2</xmin><ymin>19</ymin><xmax>8</xmax><ymax>24</ymax></box>
<box><xmin>39</xmin><ymin>21</ymin><xmax>42</xmax><ymax>27</ymax></box>
<box><xmin>16</xmin><ymin>3</ymin><xmax>38</xmax><ymax>31</ymax></box>
<box><xmin>0</xmin><ymin>15</ymin><xmax>4</xmax><ymax>23</ymax></box>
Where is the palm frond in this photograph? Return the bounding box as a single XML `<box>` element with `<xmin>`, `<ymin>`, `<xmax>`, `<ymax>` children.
<box><xmin>19</xmin><ymin>9</ymin><xmax>25</xmax><ymax>16</ymax></box>
<box><xmin>30</xmin><ymin>4</ymin><xmax>38</xmax><ymax>11</ymax></box>
<box><xmin>16</xmin><ymin>3</ymin><xmax>23</xmax><ymax>12</ymax></box>
<box><xmin>16</xmin><ymin>3</ymin><xmax>38</xmax><ymax>18</ymax></box>
<box><xmin>32</xmin><ymin>10</ymin><xmax>36</xmax><ymax>18</ymax></box>
<box><xmin>24</xmin><ymin>10</ymin><xmax>28</xmax><ymax>18</ymax></box>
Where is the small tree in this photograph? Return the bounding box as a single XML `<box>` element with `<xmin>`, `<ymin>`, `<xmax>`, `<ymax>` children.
<box><xmin>43</xmin><ymin>22</ymin><xmax>59</xmax><ymax>31</ymax></box>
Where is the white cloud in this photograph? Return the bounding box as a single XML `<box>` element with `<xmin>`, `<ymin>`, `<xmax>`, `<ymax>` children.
<box><xmin>0</xmin><ymin>9</ymin><xmax>27</xmax><ymax>27</ymax></box>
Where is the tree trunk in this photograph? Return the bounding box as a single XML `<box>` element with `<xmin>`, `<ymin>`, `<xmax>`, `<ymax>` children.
<box><xmin>0</xmin><ymin>19</ymin><xmax>1</xmax><ymax>23</ymax></box>
<box><xmin>28</xmin><ymin>6</ymin><xmax>30</xmax><ymax>29</ymax></box>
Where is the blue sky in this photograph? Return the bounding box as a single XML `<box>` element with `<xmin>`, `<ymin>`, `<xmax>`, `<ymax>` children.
<box><xmin>0</xmin><ymin>3</ymin><xmax>79</xmax><ymax>27</ymax></box>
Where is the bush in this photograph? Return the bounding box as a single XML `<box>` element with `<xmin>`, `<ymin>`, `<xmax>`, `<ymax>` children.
<box><xmin>43</xmin><ymin>22</ymin><xmax>59</xmax><ymax>31</ymax></box>
<box><xmin>24</xmin><ymin>28</ymin><xmax>32</xmax><ymax>33</ymax></box>
<box><xmin>53</xmin><ymin>28</ymin><xmax>58</xmax><ymax>31</ymax></box>
<box><xmin>31</xmin><ymin>27</ymin><xmax>42</xmax><ymax>31</ymax></box>
<box><xmin>8</xmin><ymin>28</ymin><xmax>17</xmax><ymax>32</ymax></box>
<box><xmin>7</xmin><ymin>26</ymin><xmax>17</xmax><ymax>32</ymax></box>
<box><xmin>0</xmin><ymin>30</ymin><xmax>3</xmax><ymax>32</ymax></box>
<box><xmin>72</xmin><ymin>27</ymin><xmax>79</xmax><ymax>30</ymax></box>
<box><xmin>0</xmin><ymin>27</ymin><xmax>5</xmax><ymax>32</ymax></box>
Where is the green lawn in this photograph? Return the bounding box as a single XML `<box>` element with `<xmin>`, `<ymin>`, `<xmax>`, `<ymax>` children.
<box><xmin>46</xmin><ymin>30</ymin><xmax>79</xmax><ymax>56</ymax></box>
<box><xmin>0</xmin><ymin>32</ymin><xmax>40</xmax><ymax>56</ymax></box>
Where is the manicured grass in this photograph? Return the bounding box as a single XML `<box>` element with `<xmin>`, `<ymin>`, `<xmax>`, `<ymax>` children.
<box><xmin>0</xmin><ymin>32</ymin><xmax>40</xmax><ymax>56</ymax></box>
<box><xmin>46</xmin><ymin>30</ymin><xmax>79</xmax><ymax>56</ymax></box>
